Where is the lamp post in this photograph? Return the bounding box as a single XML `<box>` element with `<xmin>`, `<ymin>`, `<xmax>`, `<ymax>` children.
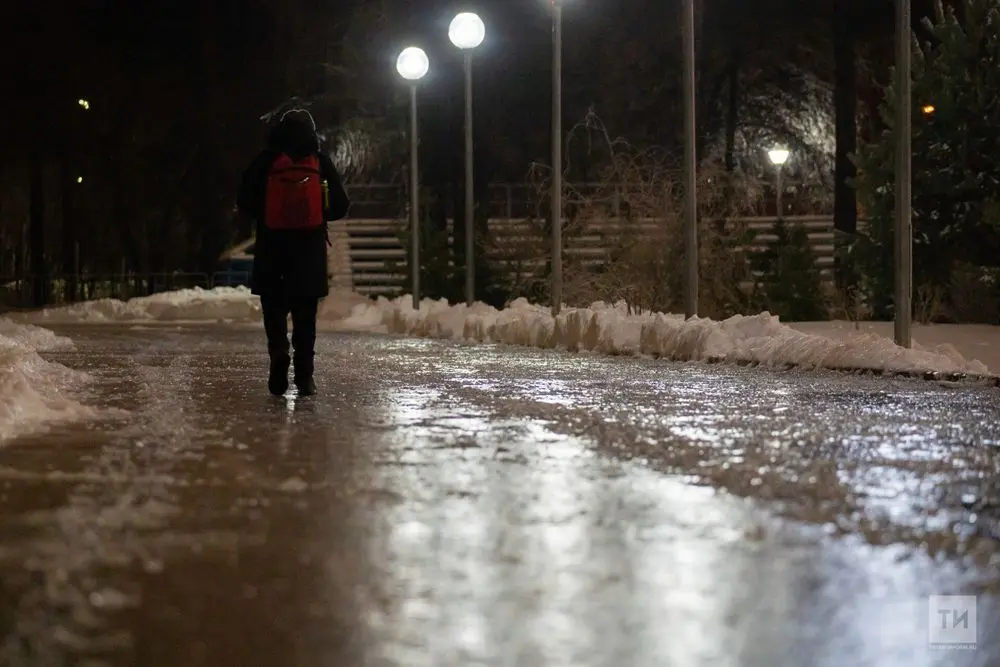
<box><xmin>551</xmin><ymin>0</ymin><xmax>563</xmax><ymax>316</ymax></box>
<box><xmin>396</xmin><ymin>47</ymin><xmax>430</xmax><ymax>310</ymax></box>
<box><xmin>682</xmin><ymin>0</ymin><xmax>698</xmax><ymax>319</ymax></box>
<box><xmin>448</xmin><ymin>12</ymin><xmax>486</xmax><ymax>307</ymax></box>
<box><xmin>895</xmin><ymin>0</ymin><xmax>912</xmax><ymax>348</ymax></box>
<box><xmin>767</xmin><ymin>147</ymin><xmax>790</xmax><ymax>218</ymax></box>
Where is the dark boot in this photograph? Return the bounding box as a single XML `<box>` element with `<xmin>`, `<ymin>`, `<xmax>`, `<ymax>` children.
<box><xmin>268</xmin><ymin>350</ymin><xmax>291</xmax><ymax>396</ymax></box>
<box><xmin>290</xmin><ymin>299</ymin><xmax>319</xmax><ymax>397</ymax></box>
<box><xmin>293</xmin><ymin>353</ymin><xmax>315</xmax><ymax>396</ymax></box>
<box><xmin>262</xmin><ymin>294</ymin><xmax>291</xmax><ymax>396</ymax></box>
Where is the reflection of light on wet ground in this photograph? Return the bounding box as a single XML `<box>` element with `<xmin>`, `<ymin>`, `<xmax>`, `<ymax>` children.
<box><xmin>372</xmin><ymin>384</ymin><xmax>610</xmax><ymax>664</ymax></box>
<box><xmin>519</xmin><ymin>379</ymin><xmax>579</xmax><ymax>407</ymax></box>
<box><xmin>455</xmin><ymin>349</ymin><xmax>1000</xmax><ymax>555</ymax></box>
<box><xmin>4</xmin><ymin>328</ymin><xmax>999</xmax><ymax>667</ymax></box>
<box><xmin>369</xmin><ymin>373</ymin><xmax>988</xmax><ymax>665</ymax></box>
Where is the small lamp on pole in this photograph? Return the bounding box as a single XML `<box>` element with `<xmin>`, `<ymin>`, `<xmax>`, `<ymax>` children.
<box><xmin>396</xmin><ymin>46</ymin><xmax>430</xmax><ymax>310</ymax></box>
<box><xmin>448</xmin><ymin>12</ymin><xmax>486</xmax><ymax>307</ymax></box>
<box><xmin>768</xmin><ymin>147</ymin><xmax>790</xmax><ymax>219</ymax></box>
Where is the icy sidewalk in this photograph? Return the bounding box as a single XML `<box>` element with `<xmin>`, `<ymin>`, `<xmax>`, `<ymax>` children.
<box><xmin>10</xmin><ymin>286</ymin><xmax>999</xmax><ymax>378</ymax></box>
<box><xmin>2</xmin><ymin>326</ymin><xmax>998</xmax><ymax>666</ymax></box>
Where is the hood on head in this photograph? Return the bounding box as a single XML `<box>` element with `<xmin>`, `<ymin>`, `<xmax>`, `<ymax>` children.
<box><xmin>267</xmin><ymin>109</ymin><xmax>319</xmax><ymax>159</ymax></box>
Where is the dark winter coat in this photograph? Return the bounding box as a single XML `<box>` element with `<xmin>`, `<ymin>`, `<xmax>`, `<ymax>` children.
<box><xmin>237</xmin><ymin>111</ymin><xmax>350</xmax><ymax>300</ymax></box>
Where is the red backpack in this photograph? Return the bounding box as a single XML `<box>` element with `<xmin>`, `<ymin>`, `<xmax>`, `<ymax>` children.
<box><xmin>263</xmin><ymin>154</ymin><xmax>324</xmax><ymax>230</ymax></box>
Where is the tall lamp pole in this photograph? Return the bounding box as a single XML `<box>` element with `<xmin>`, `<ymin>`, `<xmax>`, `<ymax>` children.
<box><xmin>894</xmin><ymin>0</ymin><xmax>912</xmax><ymax>347</ymax></box>
<box><xmin>449</xmin><ymin>12</ymin><xmax>486</xmax><ymax>307</ymax></box>
<box><xmin>396</xmin><ymin>47</ymin><xmax>430</xmax><ymax>310</ymax></box>
<box><xmin>551</xmin><ymin>0</ymin><xmax>563</xmax><ymax>316</ymax></box>
<box><xmin>682</xmin><ymin>0</ymin><xmax>698</xmax><ymax>319</ymax></box>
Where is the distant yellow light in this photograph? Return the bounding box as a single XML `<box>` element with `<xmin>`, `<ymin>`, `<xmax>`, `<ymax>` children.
<box><xmin>922</xmin><ymin>104</ymin><xmax>935</xmax><ymax>115</ymax></box>
<box><xmin>76</xmin><ymin>176</ymin><xmax>84</xmax><ymax>184</ymax></box>
<box><xmin>78</xmin><ymin>98</ymin><xmax>90</xmax><ymax>110</ymax></box>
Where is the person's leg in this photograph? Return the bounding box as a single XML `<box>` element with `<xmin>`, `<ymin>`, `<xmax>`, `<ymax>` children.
<box><xmin>289</xmin><ymin>297</ymin><xmax>319</xmax><ymax>395</ymax></box>
<box><xmin>260</xmin><ymin>293</ymin><xmax>291</xmax><ymax>396</ymax></box>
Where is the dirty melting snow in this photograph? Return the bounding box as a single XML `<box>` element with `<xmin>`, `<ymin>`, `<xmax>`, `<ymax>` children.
<box><xmin>16</xmin><ymin>286</ymin><xmax>262</xmax><ymax>324</ymax></box>
<box><xmin>329</xmin><ymin>295</ymin><xmax>996</xmax><ymax>376</ymax></box>
<box><xmin>16</xmin><ymin>286</ymin><xmax>999</xmax><ymax>377</ymax></box>
<box><xmin>0</xmin><ymin>319</ymin><xmax>94</xmax><ymax>441</ymax></box>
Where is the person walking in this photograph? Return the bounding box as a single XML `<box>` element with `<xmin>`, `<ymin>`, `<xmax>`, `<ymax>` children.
<box><xmin>237</xmin><ymin>109</ymin><xmax>350</xmax><ymax>396</ymax></box>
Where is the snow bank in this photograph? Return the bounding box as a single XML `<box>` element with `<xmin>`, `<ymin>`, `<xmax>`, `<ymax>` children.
<box><xmin>0</xmin><ymin>320</ymin><xmax>96</xmax><ymax>441</ymax></box>
<box><xmin>16</xmin><ymin>286</ymin><xmax>997</xmax><ymax>377</ymax></box>
<box><xmin>16</xmin><ymin>286</ymin><xmax>262</xmax><ymax>324</ymax></box>
<box><xmin>791</xmin><ymin>321</ymin><xmax>1000</xmax><ymax>379</ymax></box>
<box><xmin>321</xmin><ymin>294</ymin><xmax>997</xmax><ymax>377</ymax></box>
<box><xmin>16</xmin><ymin>286</ymin><xmax>371</xmax><ymax>328</ymax></box>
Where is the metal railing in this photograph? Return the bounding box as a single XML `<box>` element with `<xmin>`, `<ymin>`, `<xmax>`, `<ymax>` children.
<box><xmin>0</xmin><ymin>267</ymin><xmax>375</xmax><ymax>312</ymax></box>
<box><xmin>0</xmin><ymin>272</ymin><xmax>218</xmax><ymax>311</ymax></box>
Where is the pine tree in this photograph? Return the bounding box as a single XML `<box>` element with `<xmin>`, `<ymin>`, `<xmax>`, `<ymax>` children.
<box><xmin>750</xmin><ymin>219</ymin><xmax>829</xmax><ymax>321</ymax></box>
<box><xmin>853</xmin><ymin>0</ymin><xmax>1000</xmax><ymax>320</ymax></box>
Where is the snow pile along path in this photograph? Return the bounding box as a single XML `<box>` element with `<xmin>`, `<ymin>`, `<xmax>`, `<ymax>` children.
<box><xmin>0</xmin><ymin>320</ymin><xmax>96</xmax><ymax>441</ymax></box>
<box><xmin>16</xmin><ymin>287</ymin><xmax>996</xmax><ymax>377</ymax></box>
<box><xmin>15</xmin><ymin>287</ymin><xmax>263</xmax><ymax>324</ymax></box>
<box><xmin>322</xmin><ymin>294</ymin><xmax>996</xmax><ymax>377</ymax></box>
<box><xmin>15</xmin><ymin>286</ymin><xmax>370</xmax><ymax>327</ymax></box>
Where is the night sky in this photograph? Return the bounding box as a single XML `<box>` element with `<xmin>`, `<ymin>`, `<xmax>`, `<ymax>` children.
<box><xmin>5</xmin><ymin>0</ymin><xmax>919</xmax><ymax>176</ymax></box>
<box><xmin>0</xmin><ymin>0</ymin><xmax>963</xmax><ymax>300</ymax></box>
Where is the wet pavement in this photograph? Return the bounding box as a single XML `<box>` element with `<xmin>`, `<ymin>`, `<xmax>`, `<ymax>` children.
<box><xmin>1</xmin><ymin>325</ymin><xmax>1000</xmax><ymax>667</ymax></box>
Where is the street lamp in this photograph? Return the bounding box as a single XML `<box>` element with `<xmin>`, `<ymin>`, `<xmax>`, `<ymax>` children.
<box><xmin>551</xmin><ymin>0</ymin><xmax>564</xmax><ymax>317</ymax></box>
<box><xmin>77</xmin><ymin>98</ymin><xmax>90</xmax><ymax>111</ymax></box>
<box><xmin>449</xmin><ymin>11</ymin><xmax>486</xmax><ymax>307</ymax></box>
<box><xmin>682</xmin><ymin>0</ymin><xmax>698</xmax><ymax>319</ymax></box>
<box><xmin>895</xmin><ymin>0</ymin><xmax>913</xmax><ymax>348</ymax></box>
<box><xmin>768</xmin><ymin>147</ymin><xmax>790</xmax><ymax>218</ymax></box>
<box><xmin>396</xmin><ymin>46</ymin><xmax>430</xmax><ymax>310</ymax></box>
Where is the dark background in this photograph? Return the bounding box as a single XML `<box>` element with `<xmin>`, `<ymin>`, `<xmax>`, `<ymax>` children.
<box><xmin>0</xmin><ymin>0</ymin><xmax>945</xmax><ymax>300</ymax></box>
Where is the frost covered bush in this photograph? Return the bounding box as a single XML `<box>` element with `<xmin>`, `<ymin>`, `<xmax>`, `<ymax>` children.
<box><xmin>489</xmin><ymin>111</ymin><xmax>817</xmax><ymax>320</ymax></box>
